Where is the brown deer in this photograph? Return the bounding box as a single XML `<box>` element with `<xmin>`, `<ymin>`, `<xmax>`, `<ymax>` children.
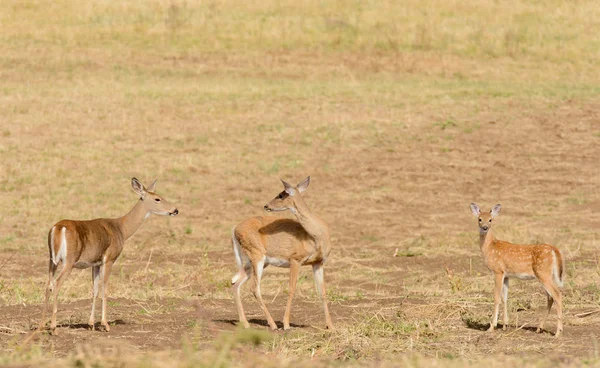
<box><xmin>39</xmin><ymin>178</ymin><xmax>178</xmax><ymax>334</ymax></box>
<box><xmin>231</xmin><ymin>176</ymin><xmax>334</xmax><ymax>330</ymax></box>
<box><xmin>470</xmin><ymin>203</ymin><xmax>564</xmax><ymax>337</ymax></box>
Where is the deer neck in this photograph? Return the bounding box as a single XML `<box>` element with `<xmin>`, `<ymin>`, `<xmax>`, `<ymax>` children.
<box><xmin>479</xmin><ymin>229</ymin><xmax>495</xmax><ymax>251</ymax></box>
<box><xmin>117</xmin><ymin>199</ymin><xmax>150</xmax><ymax>241</ymax></box>
<box><xmin>290</xmin><ymin>196</ymin><xmax>328</xmax><ymax>242</ymax></box>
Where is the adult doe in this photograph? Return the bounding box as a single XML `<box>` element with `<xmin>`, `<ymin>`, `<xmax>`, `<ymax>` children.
<box><xmin>470</xmin><ymin>203</ymin><xmax>564</xmax><ymax>337</ymax></box>
<box><xmin>231</xmin><ymin>176</ymin><xmax>334</xmax><ymax>330</ymax></box>
<box><xmin>39</xmin><ymin>178</ymin><xmax>178</xmax><ymax>334</ymax></box>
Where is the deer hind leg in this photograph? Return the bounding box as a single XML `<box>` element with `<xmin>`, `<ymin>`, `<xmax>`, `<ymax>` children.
<box><xmin>488</xmin><ymin>273</ymin><xmax>504</xmax><ymax>332</ymax></box>
<box><xmin>537</xmin><ymin>291</ymin><xmax>553</xmax><ymax>334</ymax></box>
<box><xmin>283</xmin><ymin>260</ymin><xmax>300</xmax><ymax>330</ymax></box>
<box><xmin>88</xmin><ymin>265</ymin><xmax>101</xmax><ymax>330</ymax></box>
<box><xmin>538</xmin><ymin>274</ymin><xmax>563</xmax><ymax>337</ymax></box>
<box><xmin>39</xmin><ymin>259</ymin><xmax>58</xmax><ymax>331</ymax></box>
<box><xmin>50</xmin><ymin>261</ymin><xmax>74</xmax><ymax>335</ymax></box>
<box><xmin>249</xmin><ymin>257</ymin><xmax>278</xmax><ymax>330</ymax></box>
<box><xmin>548</xmin><ymin>284</ymin><xmax>563</xmax><ymax>337</ymax></box>
<box><xmin>502</xmin><ymin>277</ymin><xmax>509</xmax><ymax>330</ymax></box>
<box><xmin>312</xmin><ymin>262</ymin><xmax>334</xmax><ymax>330</ymax></box>
<box><xmin>100</xmin><ymin>260</ymin><xmax>114</xmax><ymax>332</ymax></box>
<box><xmin>232</xmin><ymin>265</ymin><xmax>251</xmax><ymax>328</ymax></box>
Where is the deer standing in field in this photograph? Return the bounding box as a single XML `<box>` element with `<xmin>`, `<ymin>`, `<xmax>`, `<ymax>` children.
<box><xmin>39</xmin><ymin>178</ymin><xmax>178</xmax><ymax>334</ymax></box>
<box><xmin>470</xmin><ymin>203</ymin><xmax>564</xmax><ymax>337</ymax></box>
<box><xmin>231</xmin><ymin>176</ymin><xmax>334</xmax><ymax>330</ymax></box>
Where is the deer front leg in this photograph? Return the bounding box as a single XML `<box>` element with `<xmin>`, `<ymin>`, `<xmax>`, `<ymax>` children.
<box><xmin>283</xmin><ymin>260</ymin><xmax>300</xmax><ymax>330</ymax></box>
<box><xmin>100</xmin><ymin>260</ymin><xmax>114</xmax><ymax>332</ymax></box>
<box><xmin>488</xmin><ymin>273</ymin><xmax>504</xmax><ymax>332</ymax></box>
<box><xmin>312</xmin><ymin>263</ymin><xmax>334</xmax><ymax>330</ymax></box>
<box><xmin>502</xmin><ymin>276</ymin><xmax>509</xmax><ymax>330</ymax></box>
<box><xmin>250</xmin><ymin>258</ymin><xmax>278</xmax><ymax>330</ymax></box>
<box><xmin>89</xmin><ymin>265</ymin><xmax>101</xmax><ymax>330</ymax></box>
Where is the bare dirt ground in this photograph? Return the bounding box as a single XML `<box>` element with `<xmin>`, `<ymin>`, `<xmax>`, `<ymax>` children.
<box><xmin>1</xmin><ymin>1</ymin><xmax>600</xmax><ymax>366</ymax></box>
<box><xmin>1</xmin><ymin>100</ymin><xmax>599</xmax><ymax>366</ymax></box>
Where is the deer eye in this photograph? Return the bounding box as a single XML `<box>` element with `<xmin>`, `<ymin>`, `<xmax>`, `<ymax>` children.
<box><xmin>478</xmin><ymin>218</ymin><xmax>482</xmax><ymax>222</ymax></box>
<box><xmin>488</xmin><ymin>219</ymin><xmax>492</xmax><ymax>222</ymax></box>
<box><xmin>154</xmin><ymin>198</ymin><xmax>161</xmax><ymax>202</ymax></box>
<box><xmin>277</xmin><ymin>193</ymin><xmax>283</xmax><ymax>199</ymax></box>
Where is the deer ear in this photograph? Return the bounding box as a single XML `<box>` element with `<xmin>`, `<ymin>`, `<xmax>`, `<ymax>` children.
<box><xmin>491</xmin><ymin>204</ymin><xmax>502</xmax><ymax>218</ymax></box>
<box><xmin>147</xmin><ymin>179</ymin><xmax>158</xmax><ymax>192</ymax></box>
<box><xmin>281</xmin><ymin>179</ymin><xmax>295</xmax><ymax>196</ymax></box>
<box><xmin>297</xmin><ymin>176</ymin><xmax>310</xmax><ymax>193</ymax></box>
<box><xmin>131</xmin><ymin>177</ymin><xmax>147</xmax><ymax>197</ymax></box>
<box><xmin>470</xmin><ymin>203</ymin><xmax>481</xmax><ymax>217</ymax></box>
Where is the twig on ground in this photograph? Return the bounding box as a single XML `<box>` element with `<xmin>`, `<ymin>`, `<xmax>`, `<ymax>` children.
<box><xmin>0</xmin><ymin>252</ymin><xmax>16</xmax><ymax>273</ymax></box>
<box><xmin>575</xmin><ymin>309</ymin><xmax>600</xmax><ymax>318</ymax></box>
<box><xmin>0</xmin><ymin>326</ymin><xmax>27</xmax><ymax>335</ymax></box>
<box><xmin>144</xmin><ymin>249</ymin><xmax>154</xmax><ymax>273</ymax></box>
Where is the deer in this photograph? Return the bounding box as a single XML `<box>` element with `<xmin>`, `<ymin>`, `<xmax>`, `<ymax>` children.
<box><xmin>230</xmin><ymin>176</ymin><xmax>334</xmax><ymax>331</ymax></box>
<box><xmin>39</xmin><ymin>178</ymin><xmax>178</xmax><ymax>335</ymax></box>
<box><xmin>470</xmin><ymin>203</ymin><xmax>564</xmax><ymax>337</ymax></box>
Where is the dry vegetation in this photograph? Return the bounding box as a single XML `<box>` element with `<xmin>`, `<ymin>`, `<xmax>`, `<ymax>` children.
<box><xmin>1</xmin><ymin>0</ymin><xmax>599</xmax><ymax>366</ymax></box>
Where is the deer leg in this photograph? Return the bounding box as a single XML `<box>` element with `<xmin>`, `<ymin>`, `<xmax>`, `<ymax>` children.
<box><xmin>100</xmin><ymin>260</ymin><xmax>114</xmax><ymax>332</ymax></box>
<box><xmin>88</xmin><ymin>265</ymin><xmax>101</xmax><ymax>330</ymax></box>
<box><xmin>488</xmin><ymin>273</ymin><xmax>503</xmax><ymax>332</ymax></box>
<box><xmin>50</xmin><ymin>262</ymin><xmax>74</xmax><ymax>335</ymax></box>
<box><xmin>537</xmin><ymin>291</ymin><xmax>553</xmax><ymax>333</ymax></box>
<box><xmin>39</xmin><ymin>260</ymin><xmax>57</xmax><ymax>331</ymax></box>
<box><xmin>232</xmin><ymin>265</ymin><xmax>250</xmax><ymax>328</ymax></box>
<box><xmin>250</xmin><ymin>258</ymin><xmax>278</xmax><ymax>330</ymax></box>
<box><xmin>549</xmin><ymin>285</ymin><xmax>563</xmax><ymax>337</ymax></box>
<box><xmin>502</xmin><ymin>277</ymin><xmax>509</xmax><ymax>330</ymax></box>
<box><xmin>283</xmin><ymin>260</ymin><xmax>300</xmax><ymax>330</ymax></box>
<box><xmin>312</xmin><ymin>263</ymin><xmax>334</xmax><ymax>330</ymax></box>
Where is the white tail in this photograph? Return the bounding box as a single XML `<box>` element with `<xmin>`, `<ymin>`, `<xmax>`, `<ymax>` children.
<box><xmin>470</xmin><ymin>203</ymin><xmax>564</xmax><ymax>337</ymax></box>
<box><xmin>552</xmin><ymin>249</ymin><xmax>564</xmax><ymax>288</ymax></box>
<box><xmin>231</xmin><ymin>229</ymin><xmax>247</xmax><ymax>285</ymax></box>
<box><xmin>39</xmin><ymin>178</ymin><xmax>178</xmax><ymax>335</ymax></box>
<box><xmin>231</xmin><ymin>176</ymin><xmax>334</xmax><ymax>331</ymax></box>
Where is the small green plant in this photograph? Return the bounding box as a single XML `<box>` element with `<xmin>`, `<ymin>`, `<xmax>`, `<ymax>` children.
<box><xmin>445</xmin><ymin>267</ymin><xmax>463</xmax><ymax>293</ymax></box>
<box><xmin>434</xmin><ymin>120</ymin><xmax>457</xmax><ymax>130</ymax></box>
<box><xmin>327</xmin><ymin>289</ymin><xmax>349</xmax><ymax>302</ymax></box>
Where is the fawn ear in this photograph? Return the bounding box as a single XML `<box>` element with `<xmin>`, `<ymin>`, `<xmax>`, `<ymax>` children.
<box><xmin>131</xmin><ymin>177</ymin><xmax>147</xmax><ymax>198</ymax></box>
<box><xmin>147</xmin><ymin>179</ymin><xmax>158</xmax><ymax>192</ymax></box>
<box><xmin>491</xmin><ymin>204</ymin><xmax>502</xmax><ymax>218</ymax></box>
<box><xmin>297</xmin><ymin>176</ymin><xmax>310</xmax><ymax>193</ymax></box>
<box><xmin>281</xmin><ymin>179</ymin><xmax>296</xmax><ymax>196</ymax></box>
<box><xmin>470</xmin><ymin>203</ymin><xmax>481</xmax><ymax>217</ymax></box>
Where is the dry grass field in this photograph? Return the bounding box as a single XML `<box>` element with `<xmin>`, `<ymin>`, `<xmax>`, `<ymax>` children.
<box><xmin>1</xmin><ymin>0</ymin><xmax>600</xmax><ymax>366</ymax></box>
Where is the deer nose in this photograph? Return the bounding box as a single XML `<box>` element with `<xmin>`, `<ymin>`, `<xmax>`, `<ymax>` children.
<box><xmin>172</xmin><ymin>209</ymin><xmax>179</xmax><ymax>216</ymax></box>
<box><xmin>263</xmin><ymin>204</ymin><xmax>269</xmax><ymax>210</ymax></box>
<box><xmin>482</xmin><ymin>226</ymin><xmax>488</xmax><ymax>231</ymax></box>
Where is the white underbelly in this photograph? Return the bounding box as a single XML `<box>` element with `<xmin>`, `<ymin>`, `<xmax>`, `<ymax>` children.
<box><xmin>506</xmin><ymin>272</ymin><xmax>535</xmax><ymax>280</ymax></box>
<box><xmin>74</xmin><ymin>261</ymin><xmax>103</xmax><ymax>269</ymax></box>
<box><xmin>265</xmin><ymin>256</ymin><xmax>290</xmax><ymax>268</ymax></box>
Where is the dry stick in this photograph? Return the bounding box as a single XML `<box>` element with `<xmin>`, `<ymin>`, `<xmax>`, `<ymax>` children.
<box><xmin>270</xmin><ymin>286</ymin><xmax>281</xmax><ymax>303</ymax></box>
<box><xmin>0</xmin><ymin>326</ymin><xmax>27</xmax><ymax>334</ymax></box>
<box><xmin>0</xmin><ymin>252</ymin><xmax>16</xmax><ymax>273</ymax></box>
<box><xmin>144</xmin><ymin>249</ymin><xmax>154</xmax><ymax>273</ymax></box>
<box><xmin>133</xmin><ymin>300</ymin><xmax>157</xmax><ymax>319</ymax></box>
<box><xmin>575</xmin><ymin>309</ymin><xmax>600</xmax><ymax>318</ymax></box>
<box><xmin>505</xmin><ymin>322</ymin><xmax>530</xmax><ymax>337</ymax></box>
<box><xmin>165</xmin><ymin>283</ymin><xmax>192</xmax><ymax>296</ymax></box>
